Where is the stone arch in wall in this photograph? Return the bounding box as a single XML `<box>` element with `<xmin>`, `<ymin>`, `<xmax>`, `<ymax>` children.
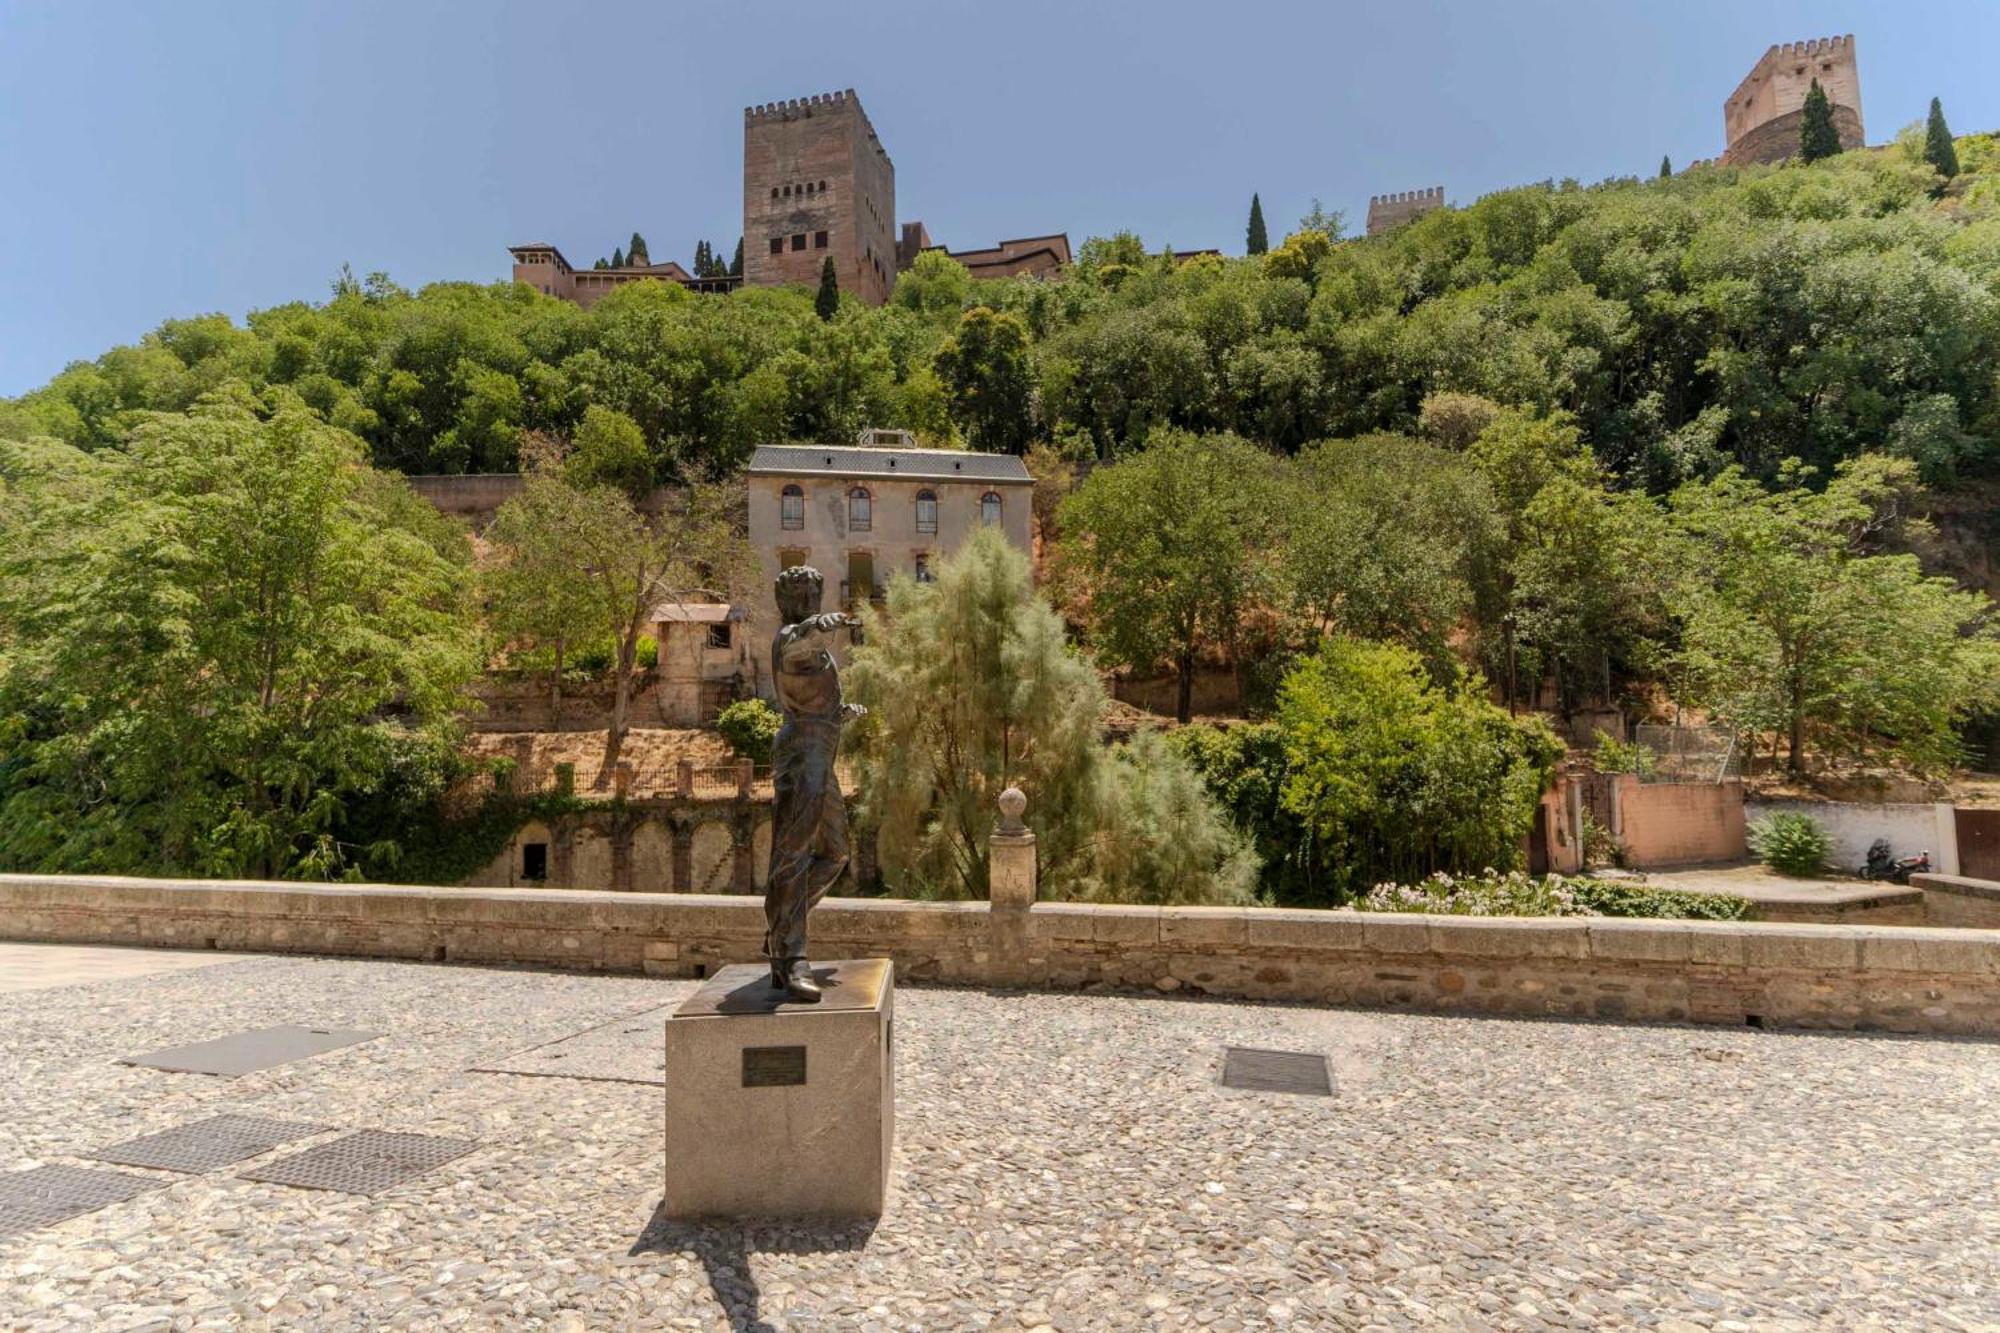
<box><xmin>569</xmin><ymin>824</ymin><xmax>616</xmax><ymax>891</ymax></box>
<box><xmin>689</xmin><ymin>821</ymin><xmax>737</xmax><ymax>894</ymax></box>
<box><xmin>630</xmin><ymin>821</ymin><xmax>673</xmax><ymax>893</ymax></box>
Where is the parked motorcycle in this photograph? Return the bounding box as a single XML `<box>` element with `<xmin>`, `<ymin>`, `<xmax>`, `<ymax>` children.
<box><xmin>1859</xmin><ymin>838</ymin><xmax>1931</xmax><ymax>884</ymax></box>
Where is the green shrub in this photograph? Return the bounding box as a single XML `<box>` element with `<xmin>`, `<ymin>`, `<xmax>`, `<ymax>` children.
<box><xmin>1591</xmin><ymin>729</ymin><xmax>1657</xmax><ymax>778</ymax></box>
<box><xmin>716</xmin><ymin>698</ymin><xmax>781</xmax><ymax>766</ymax></box>
<box><xmin>1276</xmin><ymin>637</ymin><xmax>1564</xmax><ymax>899</ymax></box>
<box><xmin>635</xmin><ymin>634</ymin><xmax>657</xmax><ymax>671</ymax></box>
<box><xmin>1749</xmin><ymin>812</ymin><xmax>1832</xmax><ymax>877</ymax></box>
<box><xmin>570</xmin><ymin>637</ymin><xmax>614</xmax><ymax>674</ymax></box>
<box><xmin>1359</xmin><ymin>870</ymin><xmax>1748</xmax><ymax>920</ymax></box>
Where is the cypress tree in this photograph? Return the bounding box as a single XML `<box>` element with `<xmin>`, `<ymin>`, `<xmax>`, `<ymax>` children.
<box><xmin>1245</xmin><ymin>193</ymin><xmax>1268</xmax><ymax>255</ymax></box>
<box><xmin>730</xmin><ymin>237</ymin><xmax>743</xmax><ymax>277</ymax></box>
<box><xmin>627</xmin><ymin>232</ymin><xmax>649</xmax><ymax>266</ymax></box>
<box><xmin>1925</xmin><ymin>97</ymin><xmax>1960</xmax><ymax>181</ymax></box>
<box><xmin>815</xmin><ymin>257</ymin><xmax>839</xmax><ymax>321</ymax></box>
<box><xmin>694</xmin><ymin>240</ymin><xmax>710</xmax><ymax>275</ymax></box>
<box><xmin>611</xmin><ymin>246</ymin><xmax>625</xmax><ymax>268</ymax></box>
<box><xmin>1659</xmin><ymin>155</ymin><xmax>1672</xmax><ymax>178</ymax></box>
<box><xmin>1799</xmin><ymin>79</ymin><xmax>1841</xmax><ymax>162</ymax></box>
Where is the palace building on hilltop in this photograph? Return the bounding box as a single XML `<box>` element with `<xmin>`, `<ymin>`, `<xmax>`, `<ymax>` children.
<box><xmin>512</xmin><ymin>89</ymin><xmax>1068</xmax><ymax>306</ymax></box>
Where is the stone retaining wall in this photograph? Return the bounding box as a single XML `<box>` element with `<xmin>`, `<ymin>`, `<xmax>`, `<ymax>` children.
<box><xmin>5</xmin><ymin>874</ymin><xmax>1999</xmax><ymax>1037</ymax></box>
<box><xmin>1913</xmin><ymin>873</ymin><xmax>2000</xmax><ymax>930</ymax></box>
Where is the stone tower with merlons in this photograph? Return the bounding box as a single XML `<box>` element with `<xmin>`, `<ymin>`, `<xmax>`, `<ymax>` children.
<box><xmin>743</xmin><ymin>90</ymin><xmax>897</xmax><ymax>304</ymax></box>
<box><xmin>1722</xmin><ymin>35</ymin><xmax>1864</xmax><ymax>166</ymax></box>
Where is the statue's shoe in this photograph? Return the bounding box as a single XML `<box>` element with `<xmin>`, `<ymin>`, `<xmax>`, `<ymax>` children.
<box><xmin>780</xmin><ymin>959</ymin><xmax>823</xmax><ymax>1004</ymax></box>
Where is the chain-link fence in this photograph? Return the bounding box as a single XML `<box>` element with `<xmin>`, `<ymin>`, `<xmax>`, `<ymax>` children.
<box><xmin>1629</xmin><ymin>724</ymin><xmax>1742</xmax><ymax>784</ymax></box>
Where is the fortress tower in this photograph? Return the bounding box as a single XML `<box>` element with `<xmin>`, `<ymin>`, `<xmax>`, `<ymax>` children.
<box><xmin>743</xmin><ymin>90</ymin><xmax>897</xmax><ymax>304</ymax></box>
<box><xmin>1722</xmin><ymin>35</ymin><xmax>1864</xmax><ymax>166</ymax></box>
<box><xmin>1366</xmin><ymin>187</ymin><xmax>1444</xmax><ymax>237</ymax></box>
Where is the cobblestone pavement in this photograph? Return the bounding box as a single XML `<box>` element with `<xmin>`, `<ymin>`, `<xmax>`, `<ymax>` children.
<box><xmin>1</xmin><ymin>954</ymin><xmax>1997</xmax><ymax>1332</ymax></box>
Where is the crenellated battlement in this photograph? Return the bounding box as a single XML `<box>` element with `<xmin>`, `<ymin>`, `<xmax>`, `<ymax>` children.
<box><xmin>1365</xmin><ymin>187</ymin><xmax>1446</xmax><ymax>237</ymax></box>
<box><xmin>1368</xmin><ymin>187</ymin><xmax>1445</xmax><ymax>207</ymax></box>
<box><xmin>744</xmin><ymin>90</ymin><xmax>856</xmax><ymax>125</ymax></box>
<box><xmin>1726</xmin><ymin>34</ymin><xmax>1857</xmax><ymax>109</ymax></box>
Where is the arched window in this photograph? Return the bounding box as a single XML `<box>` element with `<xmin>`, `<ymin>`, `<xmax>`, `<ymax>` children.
<box><xmin>780</xmin><ymin>483</ymin><xmax>804</xmax><ymax>531</ymax></box>
<box><xmin>848</xmin><ymin>486</ymin><xmax>872</xmax><ymax>532</ymax></box>
<box><xmin>980</xmin><ymin>491</ymin><xmax>1002</xmax><ymax>526</ymax></box>
<box><xmin>914</xmin><ymin>489</ymin><xmax>938</xmax><ymax>534</ymax></box>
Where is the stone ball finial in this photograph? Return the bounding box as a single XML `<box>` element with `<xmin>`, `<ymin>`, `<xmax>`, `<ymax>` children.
<box><xmin>997</xmin><ymin>785</ymin><xmax>1028</xmax><ymax>835</ymax></box>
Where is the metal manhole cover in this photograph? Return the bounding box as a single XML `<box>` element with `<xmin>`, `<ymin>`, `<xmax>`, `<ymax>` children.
<box><xmin>89</xmin><ymin>1115</ymin><xmax>326</xmax><ymax>1174</ymax></box>
<box><xmin>121</xmin><ymin>1025</ymin><xmax>380</xmax><ymax>1078</ymax></box>
<box><xmin>0</xmin><ymin>1165</ymin><xmax>160</xmax><ymax>1237</ymax></box>
<box><xmin>241</xmin><ymin>1131</ymin><xmax>477</xmax><ymax>1195</ymax></box>
<box><xmin>1220</xmin><ymin>1046</ymin><xmax>1333</xmax><ymax>1097</ymax></box>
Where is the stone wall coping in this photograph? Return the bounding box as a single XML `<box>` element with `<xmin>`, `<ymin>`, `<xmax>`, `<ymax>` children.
<box><xmin>8</xmin><ymin>874</ymin><xmax>2000</xmax><ymax>966</ymax></box>
<box><xmin>1913</xmin><ymin>873</ymin><xmax>2000</xmax><ymax>904</ymax></box>
<box><xmin>11</xmin><ymin>873</ymin><xmax>2000</xmax><ymax>1036</ymax></box>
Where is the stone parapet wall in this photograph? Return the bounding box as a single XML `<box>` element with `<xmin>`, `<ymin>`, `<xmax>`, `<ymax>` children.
<box><xmin>5</xmin><ymin>875</ymin><xmax>2000</xmax><ymax>1037</ymax></box>
<box><xmin>1913</xmin><ymin>873</ymin><xmax>2000</xmax><ymax>930</ymax></box>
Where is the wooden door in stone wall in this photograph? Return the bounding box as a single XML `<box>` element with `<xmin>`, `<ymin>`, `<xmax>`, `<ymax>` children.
<box><xmin>1957</xmin><ymin>808</ymin><xmax>2000</xmax><ymax>880</ymax></box>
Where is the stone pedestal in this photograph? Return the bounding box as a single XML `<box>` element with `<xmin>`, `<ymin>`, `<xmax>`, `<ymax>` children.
<box><xmin>662</xmin><ymin>958</ymin><xmax>893</xmax><ymax>1219</ymax></box>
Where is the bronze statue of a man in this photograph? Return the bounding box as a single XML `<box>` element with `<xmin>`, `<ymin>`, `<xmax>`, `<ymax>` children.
<box><xmin>765</xmin><ymin>566</ymin><xmax>864</xmax><ymax>1002</ymax></box>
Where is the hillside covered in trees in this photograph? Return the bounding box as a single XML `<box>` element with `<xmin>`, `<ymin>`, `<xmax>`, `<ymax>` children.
<box><xmin>3</xmin><ymin>127</ymin><xmax>2000</xmax><ymax>889</ymax></box>
<box><xmin>8</xmin><ymin>130</ymin><xmax>2000</xmax><ymax>502</ymax></box>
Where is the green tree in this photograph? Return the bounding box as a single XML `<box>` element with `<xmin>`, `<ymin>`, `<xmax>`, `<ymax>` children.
<box><xmin>1276</xmin><ymin>637</ymin><xmax>1562</xmax><ymax>898</ymax></box>
<box><xmin>729</xmin><ymin>237</ymin><xmax>743</xmax><ymax>276</ymax></box>
<box><xmin>627</xmin><ymin>232</ymin><xmax>649</xmax><ymax>266</ymax></box>
<box><xmin>486</xmin><ymin>468</ymin><xmax>603</xmax><ymax>726</ymax></box>
<box><xmin>1799</xmin><ymin>79</ymin><xmax>1842</xmax><ymax>162</ymax></box>
<box><xmin>0</xmin><ymin>390</ymin><xmax>480</xmax><ymax>878</ymax></box>
<box><xmin>815</xmin><ymin>257</ymin><xmax>840</xmax><ymax>321</ymax></box>
<box><xmin>1659</xmin><ymin>155</ymin><xmax>1672</xmax><ymax>178</ymax></box>
<box><xmin>846</xmin><ymin>528</ymin><xmax>1255</xmax><ymax>903</ymax></box>
<box><xmin>693</xmin><ymin>240</ymin><xmax>710</xmax><ymax>276</ymax></box>
<box><xmin>611</xmin><ymin>246</ymin><xmax>625</xmax><ymax>268</ymax></box>
<box><xmin>932</xmin><ymin>306</ymin><xmax>1034</xmax><ymax>454</ymax></box>
<box><xmin>1925</xmin><ymin>97</ymin><xmax>1960</xmax><ymax>181</ymax></box>
<box><xmin>1056</xmin><ymin>431</ymin><xmax>1278</xmax><ymax>722</ymax></box>
<box><xmin>1279</xmin><ymin>434</ymin><xmax>1497</xmax><ymax>670</ymax></box>
<box><xmin>1665</xmin><ymin>456</ymin><xmax>1997</xmax><ymax>775</ymax></box>
<box><xmin>564</xmin><ymin>403</ymin><xmax>653</xmax><ymax>500</ymax></box>
<box><xmin>891</xmin><ymin>249</ymin><xmax>973</xmax><ymax>317</ymax></box>
<box><xmin>1245</xmin><ymin>193</ymin><xmax>1269</xmax><ymax>255</ymax></box>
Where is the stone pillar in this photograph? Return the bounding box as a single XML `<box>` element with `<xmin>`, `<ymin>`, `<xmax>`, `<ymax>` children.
<box><xmin>671</xmin><ymin>824</ymin><xmax>694</xmax><ymax>895</ymax></box>
<box><xmin>611</xmin><ymin>820</ymin><xmax>634</xmax><ymax>893</ymax></box>
<box><xmin>736</xmin><ymin>759</ymin><xmax>754</xmax><ymax>799</ymax></box>
<box><xmin>989</xmin><ymin>786</ymin><xmax>1037</xmax><ymax>911</ymax></box>
<box><xmin>676</xmin><ymin>760</ymin><xmax>694</xmax><ymax>800</ymax></box>
<box><xmin>613</xmin><ymin>763</ymin><xmax>633</xmax><ymax>799</ymax></box>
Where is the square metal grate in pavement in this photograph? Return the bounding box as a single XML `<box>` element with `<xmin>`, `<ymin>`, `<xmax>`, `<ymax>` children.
<box><xmin>88</xmin><ymin>1114</ymin><xmax>326</xmax><ymax>1174</ymax></box>
<box><xmin>120</xmin><ymin>1025</ymin><xmax>379</xmax><ymax>1077</ymax></box>
<box><xmin>0</xmin><ymin>1165</ymin><xmax>160</xmax><ymax>1238</ymax></box>
<box><xmin>241</xmin><ymin>1130</ymin><xmax>478</xmax><ymax>1195</ymax></box>
<box><xmin>1219</xmin><ymin>1046</ymin><xmax>1334</xmax><ymax>1097</ymax></box>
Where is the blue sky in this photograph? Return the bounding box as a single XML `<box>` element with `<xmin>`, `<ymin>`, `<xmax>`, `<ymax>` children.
<box><xmin>3</xmin><ymin>0</ymin><xmax>1996</xmax><ymax>396</ymax></box>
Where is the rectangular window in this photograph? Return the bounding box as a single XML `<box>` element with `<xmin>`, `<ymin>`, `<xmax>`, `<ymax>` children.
<box><xmin>780</xmin><ymin>489</ymin><xmax>804</xmax><ymax>530</ymax></box>
<box><xmin>791</xmin><ymin>233</ymin><xmax>806</xmax><ymax>251</ymax></box>
<box><xmin>706</xmin><ymin>623</ymin><xmax>732</xmax><ymax>650</ymax></box>
<box><xmin>915</xmin><ymin>494</ymin><xmax>937</xmax><ymax>534</ymax></box>
<box><xmin>814</xmin><ymin>230</ymin><xmax>829</xmax><ymax>249</ymax></box>
<box><xmin>778</xmin><ymin>547</ymin><xmax>809</xmax><ymax>571</ymax></box>
<box><xmin>769</xmin><ymin>237</ymin><xmax>784</xmax><ymax>255</ymax></box>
